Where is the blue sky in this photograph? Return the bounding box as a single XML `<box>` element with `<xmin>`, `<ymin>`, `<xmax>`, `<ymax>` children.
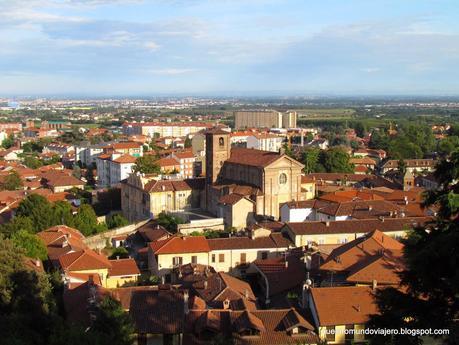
<box><xmin>0</xmin><ymin>0</ymin><xmax>458</xmax><ymax>96</ymax></box>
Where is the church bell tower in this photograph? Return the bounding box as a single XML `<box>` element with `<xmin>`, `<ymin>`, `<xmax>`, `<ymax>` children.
<box><xmin>205</xmin><ymin>128</ymin><xmax>231</xmax><ymax>184</ymax></box>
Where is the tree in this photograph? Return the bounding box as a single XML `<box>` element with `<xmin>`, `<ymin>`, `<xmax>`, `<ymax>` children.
<box><xmin>184</xmin><ymin>137</ymin><xmax>192</xmax><ymax>148</ymax></box>
<box><xmin>133</xmin><ymin>155</ymin><xmax>161</xmax><ymax>174</ymax></box>
<box><xmin>397</xmin><ymin>158</ymin><xmax>407</xmax><ymax>176</ymax></box>
<box><xmin>368</xmin><ymin>150</ymin><xmax>459</xmax><ymax>344</ymax></box>
<box><xmin>109</xmin><ymin>247</ymin><xmax>129</xmax><ymax>260</ymax></box>
<box><xmin>0</xmin><ymin>238</ymin><xmax>57</xmax><ymax>345</ymax></box>
<box><xmin>52</xmin><ymin>200</ymin><xmax>75</xmax><ymax>227</ymax></box>
<box><xmin>1</xmin><ymin>170</ymin><xmax>23</xmax><ymax>191</ymax></box>
<box><xmin>74</xmin><ymin>204</ymin><xmax>106</xmax><ymax>236</ymax></box>
<box><xmin>438</xmin><ymin>136</ymin><xmax>459</xmax><ymax>156</ymax></box>
<box><xmin>23</xmin><ymin>155</ymin><xmax>44</xmax><ymax>169</ymax></box>
<box><xmin>11</xmin><ymin>230</ymin><xmax>48</xmax><ymax>260</ymax></box>
<box><xmin>16</xmin><ymin>194</ymin><xmax>55</xmax><ymax>233</ymax></box>
<box><xmin>91</xmin><ymin>296</ymin><xmax>135</xmax><ymax>345</ymax></box>
<box><xmin>155</xmin><ymin>212</ymin><xmax>184</xmax><ymax>233</ymax></box>
<box><xmin>301</xmin><ymin>148</ymin><xmax>322</xmax><ymax>173</ymax></box>
<box><xmin>1</xmin><ymin>134</ymin><xmax>14</xmax><ymax>149</ymax></box>
<box><xmin>319</xmin><ymin>147</ymin><xmax>354</xmax><ymax>173</ymax></box>
<box><xmin>0</xmin><ymin>215</ymin><xmax>34</xmax><ymax>238</ymax></box>
<box><xmin>107</xmin><ymin>214</ymin><xmax>129</xmax><ymax>229</ymax></box>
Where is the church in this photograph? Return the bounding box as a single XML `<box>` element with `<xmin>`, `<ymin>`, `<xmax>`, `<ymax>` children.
<box><xmin>204</xmin><ymin>128</ymin><xmax>307</xmax><ymax>226</ymax></box>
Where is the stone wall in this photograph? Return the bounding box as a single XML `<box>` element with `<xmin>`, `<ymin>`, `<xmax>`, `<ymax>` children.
<box><xmin>83</xmin><ymin>219</ymin><xmax>150</xmax><ymax>249</ymax></box>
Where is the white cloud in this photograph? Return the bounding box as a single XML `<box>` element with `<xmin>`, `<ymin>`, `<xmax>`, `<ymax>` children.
<box><xmin>144</xmin><ymin>41</ymin><xmax>160</xmax><ymax>51</ymax></box>
<box><xmin>361</xmin><ymin>67</ymin><xmax>381</xmax><ymax>73</ymax></box>
<box><xmin>148</xmin><ymin>68</ymin><xmax>196</xmax><ymax>75</ymax></box>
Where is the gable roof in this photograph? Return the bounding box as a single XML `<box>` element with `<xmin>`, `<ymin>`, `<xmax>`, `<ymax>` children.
<box><xmin>129</xmin><ymin>289</ymin><xmax>185</xmax><ymax>334</ymax></box>
<box><xmin>310</xmin><ymin>286</ymin><xmax>378</xmax><ymax>326</ymax></box>
<box><xmin>320</xmin><ymin>229</ymin><xmax>404</xmax><ymax>272</ymax></box>
<box><xmin>59</xmin><ymin>249</ymin><xmax>112</xmax><ymax>271</ymax></box>
<box><xmin>208</xmin><ymin>233</ymin><xmax>292</xmax><ymax>251</ymax></box>
<box><xmin>113</xmin><ymin>154</ymin><xmax>137</xmax><ymax>164</ymax></box>
<box><xmin>109</xmin><ymin>258</ymin><xmax>141</xmax><ymax>277</ymax></box>
<box><xmin>149</xmin><ymin>236</ymin><xmax>210</xmax><ymax>254</ymax></box>
<box><xmin>225</xmin><ymin>147</ymin><xmax>303</xmax><ymax>169</ymax></box>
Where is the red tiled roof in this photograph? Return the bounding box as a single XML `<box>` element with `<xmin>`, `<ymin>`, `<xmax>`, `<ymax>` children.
<box><xmin>310</xmin><ymin>286</ymin><xmax>378</xmax><ymax>326</ymax></box>
<box><xmin>109</xmin><ymin>258</ymin><xmax>141</xmax><ymax>277</ymax></box>
<box><xmin>225</xmin><ymin>148</ymin><xmax>284</xmax><ymax>168</ymax></box>
<box><xmin>113</xmin><ymin>154</ymin><xmax>137</xmax><ymax>164</ymax></box>
<box><xmin>149</xmin><ymin>236</ymin><xmax>210</xmax><ymax>254</ymax></box>
<box><xmin>59</xmin><ymin>249</ymin><xmax>112</xmax><ymax>271</ymax></box>
<box><xmin>284</xmin><ymin>217</ymin><xmax>431</xmax><ymax>236</ymax></box>
<box><xmin>207</xmin><ymin>233</ymin><xmax>292</xmax><ymax>251</ymax></box>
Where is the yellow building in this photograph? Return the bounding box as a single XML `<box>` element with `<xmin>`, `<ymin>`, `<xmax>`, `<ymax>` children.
<box><xmin>148</xmin><ymin>236</ymin><xmax>210</xmax><ymax>280</ymax></box>
<box><xmin>58</xmin><ymin>250</ymin><xmax>140</xmax><ymax>288</ymax></box>
<box><xmin>121</xmin><ymin>173</ymin><xmax>205</xmax><ymax>222</ymax></box>
<box><xmin>281</xmin><ymin>217</ymin><xmax>429</xmax><ymax>247</ymax></box>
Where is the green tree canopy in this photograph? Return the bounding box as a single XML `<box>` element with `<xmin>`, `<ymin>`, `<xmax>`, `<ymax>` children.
<box><xmin>438</xmin><ymin>136</ymin><xmax>459</xmax><ymax>156</ymax></box>
<box><xmin>1</xmin><ymin>170</ymin><xmax>23</xmax><ymax>191</ymax></box>
<box><xmin>23</xmin><ymin>155</ymin><xmax>44</xmax><ymax>169</ymax></box>
<box><xmin>107</xmin><ymin>214</ymin><xmax>129</xmax><ymax>229</ymax></box>
<box><xmin>0</xmin><ymin>215</ymin><xmax>34</xmax><ymax>238</ymax></box>
<box><xmin>319</xmin><ymin>147</ymin><xmax>354</xmax><ymax>173</ymax></box>
<box><xmin>133</xmin><ymin>155</ymin><xmax>161</xmax><ymax>174</ymax></box>
<box><xmin>11</xmin><ymin>230</ymin><xmax>48</xmax><ymax>260</ymax></box>
<box><xmin>1</xmin><ymin>134</ymin><xmax>14</xmax><ymax>149</ymax></box>
<box><xmin>301</xmin><ymin>147</ymin><xmax>323</xmax><ymax>173</ymax></box>
<box><xmin>91</xmin><ymin>296</ymin><xmax>135</xmax><ymax>345</ymax></box>
<box><xmin>16</xmin><ymin>194</ymin><xmax>55</xmax><ymax>233</ymax></box>
<box><xmin>74</xmin><ymin>204</ymin><xmax>106</xmax><ymax>236</ymax></box>
<box><xmin>0</xmin><ymin>238</ymin><xmax>57</xmax><ymax>345</ymax></box>
<box><xmin>155</xmin><ymin>212</ymin><xmax>184</xmax><ymax>233</ymax></box>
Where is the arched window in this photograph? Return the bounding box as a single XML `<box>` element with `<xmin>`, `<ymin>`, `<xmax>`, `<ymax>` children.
<box><xmin>219</xmin><ymin>137</ymin><xmax>224</xmax><ymax>147</ymax></box>
<box><xmin>279</xmin><ymin>173</ymin><xmax>287</xmax><ymax>185</ymax></box>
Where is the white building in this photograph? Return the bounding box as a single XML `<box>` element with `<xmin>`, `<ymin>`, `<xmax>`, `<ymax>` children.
<box><xmin>246</xmin><ymin>134</ymin><xmax>284</xmax><ymax>152</ymax></box>
<box><xmin>75</xmin><ymin>143</ymin><xmax>105</xmax><ymax>167</ymax></box>
<box><xmin>96</xmin><ymin>152</ymin><xmax>137</xmax><ymax>187</ymax></box>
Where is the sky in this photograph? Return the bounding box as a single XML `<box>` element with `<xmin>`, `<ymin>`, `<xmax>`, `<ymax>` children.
<box><xmin>0</xmin><ymin>0</ymin><xmax>459</xmax><ymax>96</ymax></box>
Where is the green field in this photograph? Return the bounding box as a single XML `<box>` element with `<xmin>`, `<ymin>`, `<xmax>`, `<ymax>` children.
<box><xmin>295</xmin><ymin>108</ymin><xmax>356</xmax><ymax>119</ymax></box>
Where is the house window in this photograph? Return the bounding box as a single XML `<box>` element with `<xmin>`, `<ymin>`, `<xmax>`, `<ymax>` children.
<box><xmin>172</xmin><ymin>257</ymin><xmax>183</xmax><ymax>266</ymax></box>
<box><xmin>326</xmin><ymin>326</ymin><xmax>335</xmax><ymax>342</ymax></box>
<box><xmin>261</xmin><ymin>251</ymin><xmax>268</xmax><ymax>260</ymax></box>
<box><xmin>240</xmin><ymin>253</ymin><xmax>246</xmax><ymax>264</ymax></box>
<box><xmin>219</xmin><ymin>137</ymin><xmax>224</xmax><ymax>147</ymax></box>
<box><xmin>191</xmin><ymin>256</ymin><xmax>197</xmax><ymax>264</ymax></box>
<box><xmin>279</xmin><ymin>173</ymin><xmax>287</xmax><ymax>185</ymax></box>
<box><xmin>345</xmin><ymin>324</ymin><xmax>354</xmax><ymax>342</ymax></box>
<box><xmin>211</xmin><ymin>254</ymin><xmax>216</xmax><ymax>263</ymax></box>
<box><xmin>219</xmin><ymin>254</ymin><xmax>225</xmax><ymax>263</ymax></box>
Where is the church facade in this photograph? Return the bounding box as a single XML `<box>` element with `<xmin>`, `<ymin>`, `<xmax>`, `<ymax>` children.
<box><xmin>205</xmin><ymin>129</ymin><xmax>306</xmax><ymax>222</ymax></box>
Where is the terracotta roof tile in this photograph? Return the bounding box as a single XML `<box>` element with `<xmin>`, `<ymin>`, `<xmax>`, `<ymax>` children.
<box><xmin>109</xmin><ymin>258</ymin><xmax>141</xmax><ymax>277</ymax></box>
<box><xmin>310</xmin><ymin>286</ymin><xmax>378</xmax><ymax>326</ymax></box>
<box><xmin>150</xmin><ymin>236</ymin><xmax>210</xmax><ymax>254</ymax></box>
<box><xmin>284</xmin><ymin>217</ymin><xmax>431</xmax><ymax>236</ymax></box>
